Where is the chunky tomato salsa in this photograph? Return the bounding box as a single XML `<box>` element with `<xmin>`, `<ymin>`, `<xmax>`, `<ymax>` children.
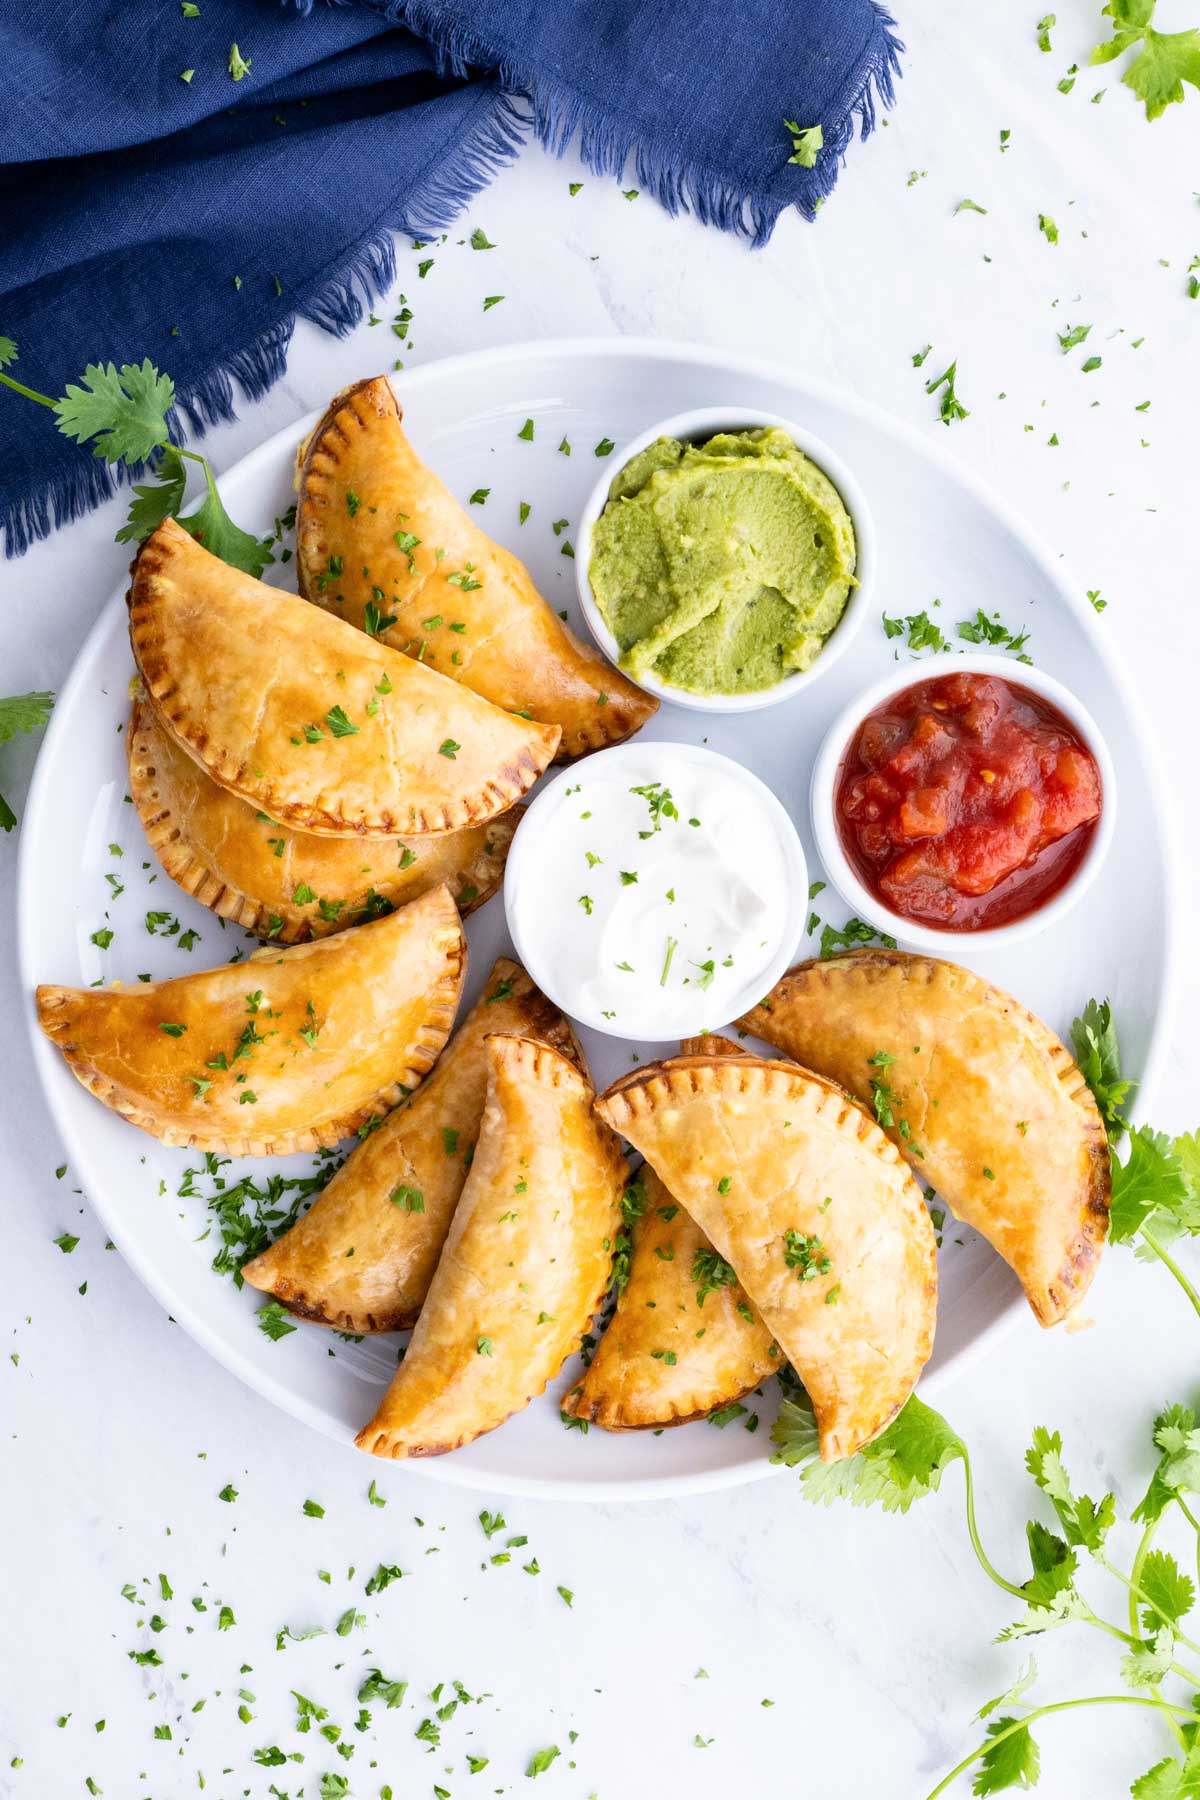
<box><xmin>835</xmin><ymin>671</ymin><xmax>1102</xmax><ymax>930</ymax></box>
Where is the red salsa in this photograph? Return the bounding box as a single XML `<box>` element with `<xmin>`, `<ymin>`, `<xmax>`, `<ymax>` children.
<box><xmin>835</xmin><ymin>671</ymin><xmax>1102</xmax><ymax>931</ymax></box>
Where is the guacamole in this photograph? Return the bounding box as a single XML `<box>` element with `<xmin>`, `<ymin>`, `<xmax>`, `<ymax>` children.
<box><xmin>588</xmin><ymin>427</ymin><xmax>857</xmax><ymax>696</ymax></box>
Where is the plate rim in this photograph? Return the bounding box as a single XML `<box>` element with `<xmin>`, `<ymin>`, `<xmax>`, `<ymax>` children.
<box><xmin>16</xmin><ymin>333</ymin><xmax>1179</xmax><ymax>1503</ymax></box>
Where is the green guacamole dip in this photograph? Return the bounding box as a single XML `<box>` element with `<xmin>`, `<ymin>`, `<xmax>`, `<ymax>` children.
<box><xmin>588</xmin><ymin>427</ymin><xmax>857</xmax><ymax>696</ymax></box>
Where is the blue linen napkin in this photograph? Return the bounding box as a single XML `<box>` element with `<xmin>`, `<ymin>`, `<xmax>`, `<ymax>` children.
<box><xmin>0</xmin><ymin>0</ymin><xmax>901</xmax><ymax>557</ymax></box>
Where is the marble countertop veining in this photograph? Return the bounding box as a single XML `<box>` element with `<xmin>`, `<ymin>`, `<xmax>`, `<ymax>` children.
<box><xmin>3</xmin><ymin>8</ymin><xmax>1199</xmax><ymax>1796</ymax></box>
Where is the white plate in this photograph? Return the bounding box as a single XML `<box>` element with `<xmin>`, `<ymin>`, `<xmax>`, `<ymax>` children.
<box><xmin>18</xmin><ymin>338</ymin><xmax>1177</xmax><ymax>1502</ymax></box>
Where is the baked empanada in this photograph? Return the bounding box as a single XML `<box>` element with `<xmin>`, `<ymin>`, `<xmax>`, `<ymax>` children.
<box><xmin>128</xmin><ymin>697</ymin><xmax>516</xmax><ymax>943</ymax></box>
<box><xmin>129</xmin><ymin>518</ymin><xmax>559</xmax><ymax>837</ymax></box>
<box><xmin>357</xmin><ymin>1034</ymin><xmax>625</xmax><ymax>1458</ymax></box>
<box><xmin>595</xmin><ymin>1053</ymin><xmax>937</xmax><ymax>1461</ymax></box>
<box><xmin>295</xmin><ymin>377</ymin><xmax>658</xmax><ymax>759</ymax></box>
<box><xmin>738</xmin><ymin>951</ymin><xmax>1110</xmax><ymax>1326</ymax></box>
<box><xmin>36</xmin><ymin>885</ymin><xmax>464</xmax><ymax>1158</ymax></box>
<box><xmin>562</xmin><ymin>1165</ymin><xmax>779</xmax><ymax>1431</ymax></box>
<box><xmin>242</xmin><ymin>960</ymin><xmax>582</xmax><ymax>1331</ymax></box>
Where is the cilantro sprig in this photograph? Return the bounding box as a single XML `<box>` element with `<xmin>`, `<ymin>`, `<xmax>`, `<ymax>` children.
<box><xmin>1071</xmin><ymin>997</ymin><xmax>1200</xmax><ymax>1321</ymax></box>
<box><xmin>774</xmin><ymin>1387</ymin><xmax>1200</xmax><ymax>1797</ymax></box>
<box><xmin>768</xmin><ymin>994</ymin><xmax>1200</xmax><ymax>1796</ymax></box>
<box><xmin>0</xmin><ymin>340</ymin><xmax>272</xmax><ymax>575</ymax></box>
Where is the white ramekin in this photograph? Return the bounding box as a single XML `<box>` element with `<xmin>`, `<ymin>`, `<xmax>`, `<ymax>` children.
<box><xmin>809</xmin><ymin>653</ymin><xmax>1118</xmax><ymax>954</ymax></box>
<box><xmin>574</xmin><ymin>405</ymin><xmax>874</xmax><ymax>716</ymax></box>
<box><xmin>503</xmin><ymin>741</ymin><xmax>808</xmax><ymax>1041</ymax></box>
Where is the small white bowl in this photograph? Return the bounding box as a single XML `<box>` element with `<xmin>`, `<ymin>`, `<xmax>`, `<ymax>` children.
<box><xmin>574</xmin><ymin>405</ymin><xmax>874</xmax><ymax>715</ymax></box>
<box><xmin>504</xmin><ymin>741</ymin><xmax>808</xmax><ymax>1041</ymax></box>
<box><xmin>810</xmin><ymin>653</ymin><xmax>1118</xmax><ymax>955</ymax></box>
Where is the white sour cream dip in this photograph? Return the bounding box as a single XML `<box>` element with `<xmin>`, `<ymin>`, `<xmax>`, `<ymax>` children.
<box><xmin>504</xmin><ymin>742</ymin><xmax>806</xmax><ymax>1041</ymax></box>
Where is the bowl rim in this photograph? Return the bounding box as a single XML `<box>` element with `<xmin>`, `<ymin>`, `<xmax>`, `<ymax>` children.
<box><xmin>573</xmin><ymin>404</ymin><xmax>875</xmax><ymax>715</ymax></box>
<box><xmin>503</xmin><ymin>739</ymin><xmax>809</xmax><ymax>1041</ymax></box>
<box><xmin>808</xmin><ymin>651</ymin><xmax>1119</xmax><ymax>955</ymax></box>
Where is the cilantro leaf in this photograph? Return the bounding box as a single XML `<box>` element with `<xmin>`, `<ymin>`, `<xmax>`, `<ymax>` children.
<box><xmin>1139</xmin><ymin>1548</ymin><xmax>1195</xmax><ymax>1630</ymax></box>
<box><xmin>0</xmin><ymin>335</ymin><xmax>17</xmax><ymax>368</ymax></box>
<box><xmin>1134</xmin><ymin>1405</ymin><xmax>1200</xmax><ymax>1521</ymax></box>
<box><xmin>972</xmin><ymin>1716</ymin><xmax>1041</xmax><ymax>1794</ymax></box>
<box><xmin>976</xmin><ymin>1655</ymin><xmax>1038</xmax><ymax>1721</ymax></box>
<box><xmin>772</xmin><ymin>1391</ymin><xmax>965</xmax><ymax>1512</ymax></box>
<box><xmin>116</xmin><ymin>445</ymin><xmax>188</xmax><ymax>545</ymax></box>
<box><xmin>784</xmin><ymin>120</ymin><xmax>824</xmax><ymax>167</ymax></box>
<box><xmin>54</xmin><ymin>360</ymin><xmax>174</xmax><ymax>464</ymax></box>
<box><xmin>1089</xmin><ymin>2</ymin><xmax>1200</xmax><ymax>119</ymax></box>
<box><xmin>0</xmin><ymin>692</ymin><xmax>54</xmax><ymax>744</ymax></box>
<box><xmin>1131</xmin><ymin>1748</ymin><xmax>1200</xmax><ymax>1798</ymax></box>
<box><xmin>1021</xmin><ymin>1518</ymin><xmax>1078</xmax><ymax>1609</ymax></box>
<box><xmin>257</xmin><ymin>1299</ymin><xmax>297</xmax><ymax>1341</ymax></box>
<box><xmin>1121</xmin><ymin>26</ymin><xmax>1200</xmax><ymax>118</ymax></box>
<box><xmin>1109</xmin><ymin>1127</ymin><xmax>1188</xmax><ymax>1243</ymax></box>
<box><xmin>1070</xmin><ymin>997</ymin><xmax>1135</xmax><ymax>1138</ymax></box>
<box><xmin>178</xmin><ymin>461</ymin><xmax>274</xmax><ymax>577</ymax></box>
<box><xmin>1121</xmin><ymin>1629</ymin><xmax>1177</xmax><ymax>1689</ymax></box>
<box><xmin>1024</xmin><ymin>1426</ymin><xmax>1115</xmax><ymax>1552</ymax></box>
<box><xmin>926</xmin><ymin>360</ymin><xmax>969</xmax><ymax>424</ymax></box>
<box><xmin>998</xmin><ymin>1583</ymin><xmax>1091</xmax><ymax>1640</ymax></box>
<box><xmin>0</xmin><ymin>690</ymin><xmax>53</xmax><ymax>829</ymax></box>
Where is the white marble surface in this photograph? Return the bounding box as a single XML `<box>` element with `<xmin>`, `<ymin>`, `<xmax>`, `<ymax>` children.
<box><xmin>3</xmin><ymin>10</ymin><xmax>1200</xmax><ymax>1797</ymax></box>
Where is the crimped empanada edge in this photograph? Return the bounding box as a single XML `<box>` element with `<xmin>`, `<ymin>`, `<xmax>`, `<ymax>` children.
<box><xmin>242</xmin><ymin>963</ymin><xmax>589</xmax><ymax>1333</ymax></box>
<box><xmin>739</xmin><ymin>950</ymin><xmax>1112</xmax><ymax>1325</ymax></box>
<box><xmin>356</xmin><ymin>1034</ymin><xmax>626</xmax><ymax>1458</ymax></box>
<box><xmin>34</xmin><ymin>892</ymin><xmax>466</xmax><ymax>1160</ymax></box>
<box><xmin>294</xmin><ymin>376</ymin><xmax>657</xmax><ymax>762</ymax></box>
<box><xmin>594</xmin><ymin>1052</ymin><xmax>938</xmax><ymax>1461</ymax></box>
<box><xmin>127</xmin><ymin>700</ymin><xmax>518</xmax><ymax>941</ymax></box>
<box><xmin>560</xmin><ymin>1367</ymin><xmax>772</xmax><ymax>1433</ymax></box>
<box><xmin>127</xmin><ymin>525</ymin><xmax>558</xmax><ymax>838</ymax></box>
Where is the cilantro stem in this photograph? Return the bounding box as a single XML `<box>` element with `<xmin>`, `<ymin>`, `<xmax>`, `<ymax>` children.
<box><xmin>0</xmin><ymin>370</ymin><xmax>56</xmax><ymax>409</ymax></box>
<box><xmin>1123</xmin><ymin>1516</ymin><xmax>1188</xmax><ymax>1748</ymax></box>
<box><xmin>961</xmin><ymin>1450</ymin><xmax>1027</xmax><ymax>1599</ymax></box>
<box><xmin>1127</xmin><ymin>1518</ymin><xmax>1160</xmax><ymax>1641</ymax></box>
<box><xmin>1080</xmin><ymin>1600</ymin><xmax>1200</xmax><ymax>1692</ymax></box>
<box><xmin>923</xmin><ymin>1695</ymin><xmax>1199</xmax><ymax>1800</ymax></box>
<box><xmin>1139</xmin><ymin>1226</ymin><xmax>1200</xmax><ymax>1323</ymax></box>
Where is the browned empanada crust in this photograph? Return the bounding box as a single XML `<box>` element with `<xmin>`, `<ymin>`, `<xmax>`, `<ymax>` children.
<box><xmin>595</xmin><ymin>1053</ymin><xmax>938</xmax><ymax>1462</ymax></box>
<box><xmin>738</xmin><ymin>950</ymin><xmax>1110</xmax><ymax>1326</ymax></box>
<box><xmin>127</xmin><ymin>697</ymin><xmax>517</xmax><ymax>943</ymax></box>
<box><xmin>128</xmin><ymin>518</ymin><xmax>559</xmax><ymax>838</ymax></box>
<box><xmin>294</xmin><ymin>376</ymin><xmax>658</xmax><ymax>759</ymax></box>
<box><xmin>562</xmin><ymin>1165</ymin><xmax>779</xmax><ymax>1431</ymax></box>
<box><xmin>36</xmin><ymin>885</ymin><xmax>465</xmax><ymax>1158</ymax></box>
<box><xmin>241</xmin><ymin>960</ymin><xmax>584</xmax><ymax>1332</ymax></box>
<box><xmin>357</xmin><ymin>1034</ymin><xmax>626</xmax><ymax>1459</ymax></box>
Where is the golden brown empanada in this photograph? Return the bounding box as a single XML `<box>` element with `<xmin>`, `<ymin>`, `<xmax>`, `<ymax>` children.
<box><xmin>36</xmin><ymin>885</ymin><xmax>465</xmax><ymax>1158</ymax></box>
<box><xmin>562</xmin><ymin>1165</ymin><xmax>779</xmax><ymax>1431</ymax></box>
<box><xmin>128</xmin><ymin>697</ymin><xmax>517</xmax><ymax>943</ymax></box>
<box><xmin>738</xmin><ymin>951</ymin><xmax>1110</xmax><ymax>1326</ymax></box>
<box><xmin>129</xmin><ymin>518</ymin><xmax>559</xmax><ymax>837</ymax></box>
<box><xmin>357</xmin><ymin>1034</ymin><xmax>625</xmax><ymax>1458</ymax></box>
<box><xmin>595</xmin><ymin>1053</ymin><xmax>937</xmax><ymax>1461</ymax></box>
<box><xmin>294</xmin><ymin>376</ymin><xmax>658</xmax><ymax>759</ymax></box>
<box><xmin>242</xmin><ymin>960</ymin><xmax>582</xmax><ymax>1331</ymax></box>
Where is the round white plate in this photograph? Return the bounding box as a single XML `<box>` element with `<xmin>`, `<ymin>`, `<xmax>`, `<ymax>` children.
<box><xmin>18</xmin><ymin>338</ymin><xmax>1177</xmax><ymax>1502</ymax></box>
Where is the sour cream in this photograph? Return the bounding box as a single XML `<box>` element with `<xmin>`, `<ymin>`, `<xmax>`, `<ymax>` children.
<box><xmin>504</xmin><ymin>743</ymin><xmax>806</xmax><ymax>1041</ymax></box>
